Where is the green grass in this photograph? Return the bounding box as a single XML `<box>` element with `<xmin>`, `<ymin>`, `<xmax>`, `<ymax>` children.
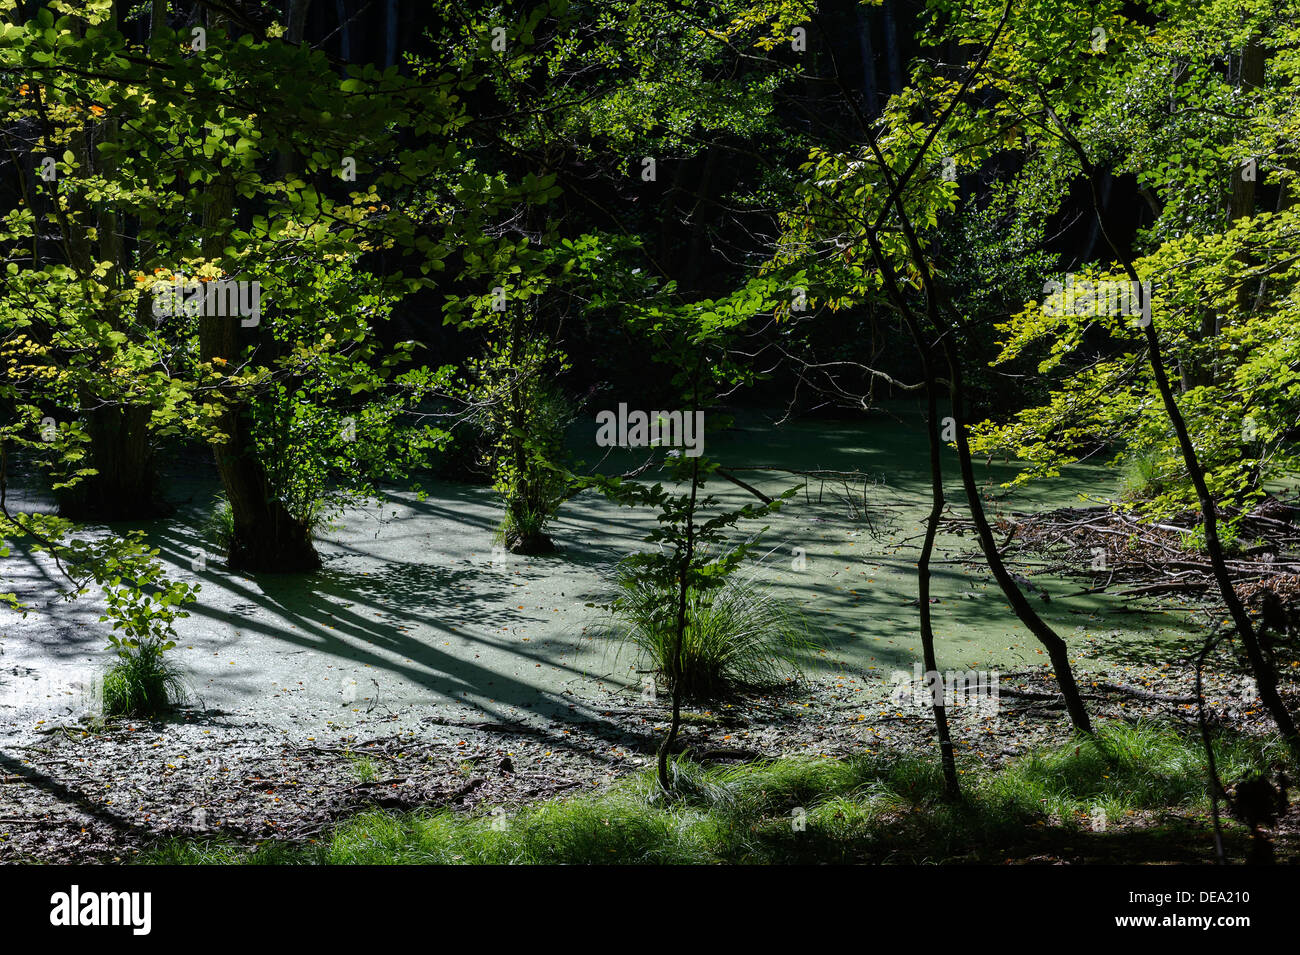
<box><xmin>137</xmin><ymin>721</ymin><xmax>1285</xmax><ymax>865</ymax></box>
<box><xmin>349</xmin><ymin>756</ymin><xmax>379</xmax><ymax>783</ymax></box>
<box><xmin>202</xmin><ymin>495</ymin><xmax>236</xmax><ymax>551</ymax></box>
<box><xmin>1118</xmin><ymin>449</ymin><xmax>1170</xmax><ymax>501</ymax></box>
<box><xmin>608</xmin><ymin>563</ymin><xmax>814</xmax><ymax>701</ymax></box>
<box><xmin>101</xmin><ymin>642</ymin><xmax>187</xmax><ymax>718</ymax></box>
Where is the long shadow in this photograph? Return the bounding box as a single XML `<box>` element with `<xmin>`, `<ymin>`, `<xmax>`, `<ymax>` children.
<box><xmin>134</xmin><ymin>521</ymin><xmax>652</xmax><ymax>757</ymax></box>
<box><xmin>0</xmin><ymin>749</ymin><xmax>156</xmax><ymax>841</ymax></box>
<box><xmin>0</xmin><ymin>503</ymin><xmax>629</xmax><ymax>740</ymax></box>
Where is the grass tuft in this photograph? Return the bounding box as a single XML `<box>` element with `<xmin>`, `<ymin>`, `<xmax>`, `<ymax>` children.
<box><xmin>608</xmin><ymin>562</ymin><xmax>813</xmax><ymax>700</ymax></box>
<box><xmin>202</xmin><ymin>495</ymin><xmax>236</xmax><ymax>551</ymax></box>
<box><xmin>101</xmin><ymin>641</ymin><xmax>187</xmax><ymax>718</ymax></box>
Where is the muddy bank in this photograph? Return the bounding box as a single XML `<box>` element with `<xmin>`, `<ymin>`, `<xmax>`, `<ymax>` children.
<box><xmin>2</xmin><ymin>659</ymin><xmax>1287</xmax><ymax>863</ymax></box>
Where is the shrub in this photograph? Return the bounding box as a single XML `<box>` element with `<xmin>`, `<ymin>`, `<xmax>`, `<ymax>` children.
<box><xmin>95</xmin><ymin>536</ymin><xmax>197</xmax><ymax>718</ymax></box>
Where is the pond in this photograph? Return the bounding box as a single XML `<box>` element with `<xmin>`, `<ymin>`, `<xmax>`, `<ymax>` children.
<box><xmin>0</xmin><ymin>402</ymin><xmax>1200</xmax><ymax>733</ymax></box>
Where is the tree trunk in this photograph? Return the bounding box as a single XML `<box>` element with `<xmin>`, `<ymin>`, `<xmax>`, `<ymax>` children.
<box><xmin>854</xmin><ymin>1</ymin><xmax>880</xmax><ymax>116</ymax></box>
<box><xmin>1228</xmin><ymin>42</ymin><xmax>1266</xmax><ymax>224</ymax></box>
<box><xmin>855</xmin><ymin>127</ymin><xmax>1094</xmax><ymax>733</ymax></box>
<box><xmin>384</xmin><ymin>0</ymin><xmax>397</xmax><ymax>67</ymax></box>
<box><xmin>940</xmin><ymin>353</ymin><xmax>1094</xmax><ymax>733</ymax></box>
<box><xmin>149</xmin><ymin>0</ymin><xmax>167</xmax><ymax>52</ymax></box>
<box><xmin>1189</xmin><ymin>41</ymin><xmax>1268</xmax><ymax>388</ymax></box>
<box><xmin>287</xmin><ymin>0</ymin><xmax>312</xmax><ymax>43</ymax></box>
<box><xmin>917</xmin><ymin>346</ymin><xmax>960</xmax><ymax>798</ymax></box>
<box><xmin>54</xmin><ymin>11</ymin><xmax>164</xmax><ymax>521</ymax></box>
<box><xmin>334</xmin><ymin>0</ymin><xmax>350</xmax><ymax>60</ymax></box>
<box><xmin>881</xmin><ymin>3</ymin><xmax>904</xmax><ymax>95</ymax></box>
<box><xmin>275</xmin><ymin>0</ymin><xmax>315</xmax><ymax>180</ymax></box>
<box><xmin>198</xmin><ymin>144</ymin><xmax>319</xmax><ymax>571</ymax></box>
<box><xmin>1139</xmin><ymin>315</ymin><xmax>1300</xmax><ymax>760</ymax></box>
<box><xmin>57</xmin><ymin>407</ymin><xmax>163</xmax><ymax>521</ymax></box>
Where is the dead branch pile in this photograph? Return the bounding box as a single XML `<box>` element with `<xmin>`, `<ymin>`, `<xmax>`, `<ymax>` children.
<box><xmin>947</xmin><ymin>495</ymin><xmax>1300</xmax><ymax>612</ymax></box>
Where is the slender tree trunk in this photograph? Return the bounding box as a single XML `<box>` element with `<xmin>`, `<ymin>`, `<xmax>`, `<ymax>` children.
<box><xmin>1082</xmin><ymin>174</ymin><xmax>1111</xmax><ymax>262</ymax></box>
<box><xmin>680</xmin><ymin>147</ymin><xmax>720</xmax><ymax>290</ymax></box>
<box><xmin>136</xmin><ymin>0</ymin><xmax>168</xmax><ymax>269</ymax></box>
<box><xmin>939</xmin><ymin>344</ymin><xmax>1093</xmax><ymax>732</ymax></box>
<box><xmin>854</xmin><ymin>2</ymin><xmax>880</xmax><ymax>116</ymax></box>
<box><xmin>858</xmin><ymin>243</ymin><xmax>1097</xmax><ymax>733</ymax></box>
<box><xmin>917</xmin><ymin>344</ymin><xmax>960</xmax><ymax>797</ymax></box>
<box><xmin>1055</xmin><ymin>112</ymin><xmax>1300</xmax><ymax>761</ymax></box>
<box><xmin>149</xmin><ymin>0</ymin><xmax>167</xmax><ymax>51</ymax></box>
<box><xmin>856</xmin><ymin>131</ymin><xmax>1095</xmax><ymax>732</ymax></box>
<box><xmin>334</xmin><ymin>0</ymin><xmax>351</xmax><ymax>60</ymax></box>
<box><xmin>287</xmin><ymin>0</ymin><xmax>312</xmax><ymax>43</ymax></box>
<box><xmin>804</xmin><ymin>0</ymin><xmax>1090</xmax><ymax>732</ymax></box>
<box><xmin>1189</xmin><ymin>41</ymin><xmax>1267</xmax><ymax>389</ymax></box>
<box><xmin>276</xmin><ymin>0</ymin><xmax>314</xmax><ymax>180</ymax></box>
<box><xmin>1136</xmin><ymin>309</ymin><xmax>1299</xmax><ymax>760</ymax></box>
<box><xmin>657</xmin><ymin>453</ymin><xmax>700</xmax><ymax>793</ymax></box>
<box><xmin>1226</xmin><ymin>40</ymin><xmax>1268</xmax><ymax>340</ymax></box>
<box><xmin>384</xmin><ymin>0</ymin><xmax>397</xmax><ymax>67</ymax></box>
<box><xmin>1228</xmin><ymin>42</ymin><xmax>1266</xmax><ymax>224</ymax></box>
<box><xmin>880</xmin><ymin>2</ymin><xmax>903</xmax><ymax>95</ymax></box>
